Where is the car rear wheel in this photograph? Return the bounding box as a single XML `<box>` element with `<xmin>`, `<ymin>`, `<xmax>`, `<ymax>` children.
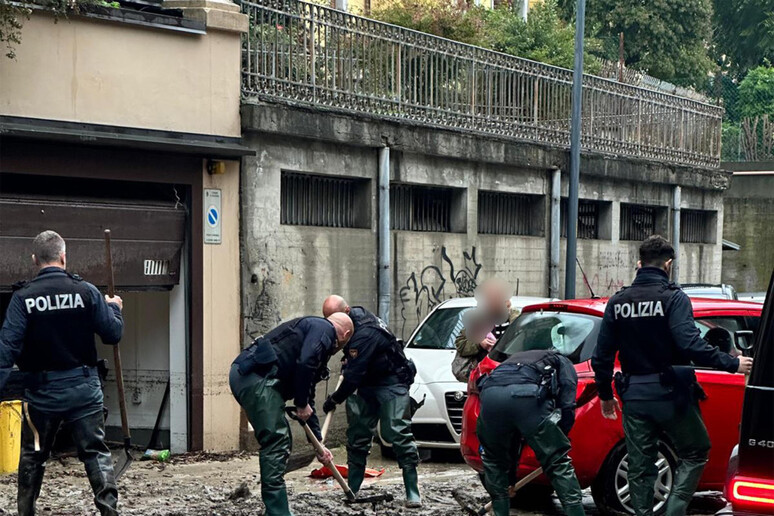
<box><xmin>592</xmin><ymin>441</ymin><xmax>677</xmax><ymax>516</ymax></box>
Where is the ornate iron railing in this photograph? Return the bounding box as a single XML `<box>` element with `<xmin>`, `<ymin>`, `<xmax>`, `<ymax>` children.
<box><xmin>239</xmin><ymin>0</ymin><xmax>723</xmax><ymax>168</ymax></box>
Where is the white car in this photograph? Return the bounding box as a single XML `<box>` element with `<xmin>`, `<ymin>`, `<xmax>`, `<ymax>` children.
<box><xmin>378</xmin><ymin>295</ymin><xmax>555</xmax><ymax>454</ymax></box>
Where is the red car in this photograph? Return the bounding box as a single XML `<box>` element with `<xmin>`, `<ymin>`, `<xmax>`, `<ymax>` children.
<box><xmin>460</xmin><ymin>297</ymin><xmax>762</xmax><ymax>516</ymax></box>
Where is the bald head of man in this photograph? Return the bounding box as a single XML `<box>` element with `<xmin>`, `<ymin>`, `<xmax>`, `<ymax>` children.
<box><xmin>322</xmin><ymin>295</ymin><xmax>349</xmax><ymax>318</ymax></box>
<box><xmin>327</xmin><ymin>312</ymin><xmax>354</xmax><ymax>349</ymax></box>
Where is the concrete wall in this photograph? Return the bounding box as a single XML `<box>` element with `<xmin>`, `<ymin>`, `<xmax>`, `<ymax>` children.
<box><xmin>722</xmin><ymin>174</ymin><xmax>774</xmax><ymax>292</ymax></box>
<box><xmin>0</xmin><ymin>11</ymin><xmax>243</xmax><ymax>137</ymax></box>
<box><xmin>240</xmin><ymin>104</ymin><xmax>727</xmax><ymax>449</ymax></box>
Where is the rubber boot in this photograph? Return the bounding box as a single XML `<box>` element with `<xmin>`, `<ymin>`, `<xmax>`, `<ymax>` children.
<box><xmin>262</xmin><ymin>487</ymin><xmax>293</xmax><ymax>516</ymax></box>
<box><xmin>348</xmin><ymin>464</ymin><xmax>366</xmax><ymax>495</ymax></box>
<box><xmin>402</xmin><ymin>467</ymin><xmax>422</xmax><ymax>508</ymax></box>
<box><xmin>70</xmin><ymin>411</ymin><xmax>118</xmax><ymax>516</ymax></box>
<box><xmin>563</xmin><ymin>503</ymin><xmax>586</xmax><ymax>516</ymax></box>
<box><xmin>492</xmin><ymin>498</ymin><xmax>511</xmax><ymax>516</ymax></box>
<box><xmin>17</xmin><ymin>461</ymin><xmax>46</xmax><ymax>516</ymax></box>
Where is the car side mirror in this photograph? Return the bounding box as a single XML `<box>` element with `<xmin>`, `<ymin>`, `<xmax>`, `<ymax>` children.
<box><xmin>734</xmin><ymin>330</ymin><xmax>754</xmax><ymax>351</ymax></box>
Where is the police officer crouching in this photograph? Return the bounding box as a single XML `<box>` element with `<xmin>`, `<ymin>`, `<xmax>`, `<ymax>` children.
<box><xmin>592</xmin><ymin>235</ymin><xmax>753</xmax><ymax>516</ymax></box>
<box><xmin>321</xmin><ymin>295</ymin><xmax>421</xmax><ymax>508</ymax></box>
<box><xmin>0</xmin><ymin>231</ymin><xmax>124</xmax><ymax>516</ymax></box>
<box><xmin>229</xmin><ymin>312</ymin><xmax>353</xmax><ymax>516</ymax></box>
<box><xmin>477</xmin><ymin>347</ymin><xmax>585</xmax><ymax>516</ymax></box>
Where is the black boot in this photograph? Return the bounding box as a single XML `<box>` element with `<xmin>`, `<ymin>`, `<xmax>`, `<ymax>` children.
<box><xmin>70</xmin><ymin>411</ymin><xmax>119</xmax><ymax>516</ymax></box>
<box><xmin>18</xmin><ymin>406</ymin><xmax>61</xmax><ymax>516</ymax></box>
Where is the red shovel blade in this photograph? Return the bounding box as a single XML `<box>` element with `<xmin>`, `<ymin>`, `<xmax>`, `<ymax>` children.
<box><xmin>310</xmin><ymin>464</ymin><xmax>385</xmax><ymax>479</ymax></box>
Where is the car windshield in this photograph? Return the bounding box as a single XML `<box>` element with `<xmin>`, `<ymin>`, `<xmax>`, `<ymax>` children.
<box><xmin>407</xmin><ymin>307</ymin><xmax>472</xmax><ymax>349</ymax></box>
<box><xmin>489</xmin><ymin>311</ymin><xmax>600</xmax><ymax>364</ymax></box>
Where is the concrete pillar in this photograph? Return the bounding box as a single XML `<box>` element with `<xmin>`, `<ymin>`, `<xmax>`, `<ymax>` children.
<box><xmin>378</xmin><ymin>147</ymin><xmax>390</xmax><ymax>324</ymax></box>
<box><xmin>549</xmin><ymin>168</ymin><xmax>561</xmax><ymax>299</ymax></box>
<box><xmin>672</xmin><ymin>185</ymin><xmax>681</xmax><ymax>283</ymax></box>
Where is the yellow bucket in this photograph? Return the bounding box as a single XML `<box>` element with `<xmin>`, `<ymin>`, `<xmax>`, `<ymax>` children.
<box><xmin>0</xmin><ymin>400</ymin><xmax>23</xmax><ymax>474</ymax></box>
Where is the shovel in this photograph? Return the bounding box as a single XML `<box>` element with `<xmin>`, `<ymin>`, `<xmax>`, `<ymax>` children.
<box><xmin>285</xmin><ymin>408</ymin><xmax>393</xmax><ymax>505</ymax></box>
<box><xmin>320</xmin><ymin>375</ymin><xmax>344</xmax><ymax>444</ymax></box>
<box><xmin>105</xmin><ymin>230</ymin><xmax>133</xmax><ymax>479</ymax></box>
<box><xmin>465</xmin><ymin>467</ymin><xmax>544</xmax><ymax>515</ymax></box>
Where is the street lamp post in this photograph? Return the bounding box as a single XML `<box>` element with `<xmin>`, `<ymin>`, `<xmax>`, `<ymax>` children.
<box><xmin>564</xmin><ymin>0</ymin><xmax>586</xmax><ymax>300</ymax></box>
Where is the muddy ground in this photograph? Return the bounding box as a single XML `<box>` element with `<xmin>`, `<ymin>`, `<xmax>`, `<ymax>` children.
<box><xmin>0</xmin><ymin>447</ymin><xmax>727</xmax><ymax>515</ymax></box>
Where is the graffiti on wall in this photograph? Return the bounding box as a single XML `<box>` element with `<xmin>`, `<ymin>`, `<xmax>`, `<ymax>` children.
<box><xmin>397</xmin><ymin>246</ymin><xmax>482</xmax><ymax>337</ymax></box>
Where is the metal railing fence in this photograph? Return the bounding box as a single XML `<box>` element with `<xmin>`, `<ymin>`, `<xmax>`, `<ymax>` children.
<box><xmin>240</xmin><ymin>0</ymin><xmax>723</xmax><ymax>168</ymax></box>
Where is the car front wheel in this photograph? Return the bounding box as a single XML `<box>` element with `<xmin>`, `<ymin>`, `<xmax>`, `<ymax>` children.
<box><xmin>592</xmin><ymin>441</ymin><xmax>677</xmax><ymax>516</ymax></box>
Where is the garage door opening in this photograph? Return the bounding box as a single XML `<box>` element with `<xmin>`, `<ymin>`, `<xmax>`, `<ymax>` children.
<box><xmin>0</xmin><ymin>172</ymin><xmax>192</xmax><ymax>453</ymax></box>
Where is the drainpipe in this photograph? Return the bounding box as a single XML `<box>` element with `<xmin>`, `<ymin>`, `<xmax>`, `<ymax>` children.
<box><xmin>672</xmin><ymin>185</ymin><xmax>681</xmax><ymax>284</ymax></box>
<box><xmin>550</xmin><ymin>168</ymin><xmax>561</xmax><ymax>298</ymax></box>
<box><xmin>378</xmin><ymin>147</ymin><xmax>391</xmax><ymax>324</ymax></box>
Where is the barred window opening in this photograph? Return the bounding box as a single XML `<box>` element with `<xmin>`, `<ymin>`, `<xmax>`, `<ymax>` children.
<box><xmin>620</xmin><ymin>203</ymin><xmax>658</xmax><ymax>241</ymax></box>
<box><xmin>391</xmin><ymin>184</ymin><xmax>455</xmax><ymax>232</ymax></box>
<box><xmin>280</xmin><ymin>172</ymin><xmax>368</xmax><ymax>228</ymax></box>
<box><xmin>478</xmin><ymin>191</ymin><xmax>543</xmax><ymax>236</ymax></box>
<box><xmin>560</xmin><ymin>199</ymin><xmax>603</xmax><ymax>239</ymax></box>
<box><xmin>681</xmin><ymin>209</ymin><xmax>715</xmax><ymax>244</ymax></box>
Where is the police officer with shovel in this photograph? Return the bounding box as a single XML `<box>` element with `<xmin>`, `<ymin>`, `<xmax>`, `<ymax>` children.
<box><xmin>477</xmin><ymin>345</ymin><xmax>585</xmax><ymax>516</ymax></box>
<box><xmin>229</xmin><ymin>312</ymin><xmax>353</xmax><ymax>516</ymax></box>
<box><xmin>592</xmin><ymin>235</ymin><xmax>753</xmax><ymax>516</ymax></box>
<box><xmin>321</xmin><ymin>295</ymin><xmax>421</xmax><ymax>508</ymax></box>
<box><xmin>0</xmin><ymin>230</ymin><xmax>124</xmax><ymax>516</ymax></box>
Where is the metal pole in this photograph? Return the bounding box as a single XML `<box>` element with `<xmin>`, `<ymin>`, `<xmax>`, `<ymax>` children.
<box><xmin>672</xmin><ymin>185</ymin><xmax>681</xmax><ymax>283</ymax></box>
<box><xmin>550</xmin><ymin>169</ymin><xmax>561</xmax><ymax>299</ymax></box>
<box><xmin>378</xmin><ymin>147</ymin><xmax>391</xmax><ymax>324</ymax></box>
<box><xmin>519</xmin><ymin>0</ymin><xmax>528</xmax><ymax>21</ymax></box>
<box><xmin>565</xmin><ymin>0</ymin><xmax>585</xmax><ymax>300</ymax></box>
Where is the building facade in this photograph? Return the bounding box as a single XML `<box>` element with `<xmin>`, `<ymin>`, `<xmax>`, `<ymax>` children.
<box><xmin>0</xmin><ymin>0</ymin><xmax>248</xmax><ymax>451</ymax></box>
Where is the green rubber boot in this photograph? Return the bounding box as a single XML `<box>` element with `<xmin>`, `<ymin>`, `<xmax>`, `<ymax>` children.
<box><xmin>563</xmin><ymin>503</ymin><xmax>586</xmax><ymax>516</ymax></box>
<box><xmin>492</xmin><ymin>498</ymin><xmax>511</xmax><ymax>516</ymax></box>
<box><xmin>402</xmin><ymin>467</ymin><xmax>422</xmax><ymax>508</ymax></box>
<box><xmin>348</xmin><ymin>464</ymin><xmax>366</xmax><ymax>495</ymax></box>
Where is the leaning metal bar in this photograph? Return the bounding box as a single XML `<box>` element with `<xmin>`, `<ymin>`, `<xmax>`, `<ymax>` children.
<box><xmin>238</xmin><ymin>0</ymin><xmax>723</xmax><ymax>168</ymax></box>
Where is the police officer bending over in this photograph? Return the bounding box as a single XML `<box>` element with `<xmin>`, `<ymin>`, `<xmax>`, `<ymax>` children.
<box><xmin>0</xmin><ymin>231</ymin><xmax>124</xmax><ymax>516</ymax></box>
<box><xmin>477</xmin><ymin>347</ymin><xmax>585</xmax><ymax>516</ymax></box>
<box><xmin>321</xmin><ymin>295</ymin><xmax>421</xmax><ymax>508</ymax></box>
<box><xmin>592</xmin><ymin>235</ymin><xmax>753</xmax><ymax>516</ymax></box>
<box><xmin>229</xmin><ymin>312</ymin><xmax>353</xmax><ymax>516</ymax></box>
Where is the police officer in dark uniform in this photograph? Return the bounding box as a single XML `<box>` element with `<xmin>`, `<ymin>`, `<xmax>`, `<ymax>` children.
<box><xmin>0</xmin><ymin>231</ymin><xmax>124</xmax><ymax>516</ymax></box>
<box><xmin>229</xmin><ymin>312</ymin><xmax>353</xmax><ymax>516</ymax></box>
<box><xmin>592</xmin><ymin>235</ymin><xmax>753</xmax><ymax>516</ymax></box>
<box><xmin>477</xmin><ymin>348</ymin><xmax>585</xmax><ymax>516</ymax></box>
<box><xmin>321</xmin><ymin>295</ymin><xmax>421</xmax><ymax>507</ymax></box>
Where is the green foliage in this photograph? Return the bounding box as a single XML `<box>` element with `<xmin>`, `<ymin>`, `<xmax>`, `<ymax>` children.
<box><xmin>483</xmin><ymin>0</ymin><xmax>601</xmax><ymax>72</ymax></box>
<box><xmin>712</xmin><ymin>0</ymin><xmax>774</xmax><ymax>79</ymax></box>
<box><xmin>738</xmin><ymin>65</ymin><xmax>774</xmax><ymax>118</ymax></box>
<box><xmin>721</xmin><ymin>122</ymin><xmax>742</xmax><ymax>161</ymax></box>
<box><xmin>372</xmin><ymin>0</ymin><xmax>601</xmax><ymax>72</ymax></box>
<box><xmin>560</xmin><ymin>0</ymin><xmax>715</xmax><ymax>87</ymax></box>
<box><xmin>0</xmin><ymin>0</ymin><xmax>120</xmax><ymax>60</ymax></box>
<box><xmin>0</xmin><ymin>1</ymin><xmax>31</xmax><ymax>59</ymax></box>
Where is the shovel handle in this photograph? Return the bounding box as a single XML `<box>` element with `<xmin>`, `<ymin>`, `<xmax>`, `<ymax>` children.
<box><xmin>287</xmin><ymin>408</ymin><xmax>356</xmax><ymax>501</ymax></box>
<box><xmin>105</xmin><ymin>230</ymin><xmax>131</xmax><ymax>446</ymax></box>
<box><xmin>321</xmin><ymin>375</ymin><xmax>344</xmax><ymax>444</ymax></box>
<box><xmin>480</xmin><ymin>467</ymin><xmax>544</xmax><ymax>513</ymax></box>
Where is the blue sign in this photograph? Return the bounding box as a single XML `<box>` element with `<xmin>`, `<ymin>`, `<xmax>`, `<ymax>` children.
<box><xmin>204</xmin><ymin>189</ymin><xmax>222</xmax><ymax>244</ymax></box>
<box><xmin>207</xmin><ymin>206</ymin><xmax>219</xmax><ymax>227</ymax></box>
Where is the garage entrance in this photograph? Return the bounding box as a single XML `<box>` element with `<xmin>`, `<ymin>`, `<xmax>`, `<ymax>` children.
<box><xmin>0</xmin><ymin>172</ymin><xmax>191</xmax><ymax>452</ymax></box>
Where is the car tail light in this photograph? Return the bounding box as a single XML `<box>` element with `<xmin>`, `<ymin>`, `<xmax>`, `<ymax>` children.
<box><xmin>728</xmin><ymin>476</ymin><xmax>774</xmax><ymax>507</ymax></box>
